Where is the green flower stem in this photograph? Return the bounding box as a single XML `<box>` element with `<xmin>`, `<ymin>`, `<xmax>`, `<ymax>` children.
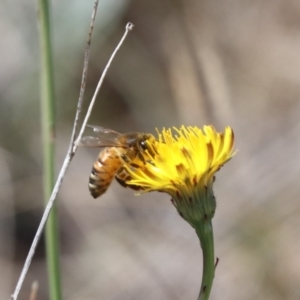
<box><xmin>195</xmin><ymin>220</ymin><xmax>215</xmax><ymax>300</ymax></box>
<box><xmin>38</xmin><ymin>1</ymin><xmax>62</xmax><ymax>300</ymax></box>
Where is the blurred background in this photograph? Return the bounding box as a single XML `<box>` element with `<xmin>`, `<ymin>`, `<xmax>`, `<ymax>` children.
<box><xmin>1</xmin><ymin>0</ymin><xmax>300</xmax><ymax>299</ymax></box>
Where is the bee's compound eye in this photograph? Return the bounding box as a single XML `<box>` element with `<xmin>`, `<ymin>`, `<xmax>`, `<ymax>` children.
<box><xmin>140</xmin><ymin>140</ymin><xmax>148</xmax><ymax>150</ymax></box>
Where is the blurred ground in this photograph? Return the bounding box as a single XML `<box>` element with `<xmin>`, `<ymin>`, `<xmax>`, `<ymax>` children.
<box><xmin>1</xmin><ymin>0</ymin><xmax>300</xmax><ymax>299</ymax></box>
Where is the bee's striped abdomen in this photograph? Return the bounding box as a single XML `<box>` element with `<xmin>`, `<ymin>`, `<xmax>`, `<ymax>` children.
<box><xmin>89</xmin><ymin>148</ymin><xmax>123</xmax><ymax>198</ymax></box>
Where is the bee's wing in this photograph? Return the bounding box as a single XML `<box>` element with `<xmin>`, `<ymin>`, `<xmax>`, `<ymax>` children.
<box><xmin>87</xmin><ymin>125</ymin><xmax>121</xmax><ymax>135</ymax></box>
<box><xmin>79</xmin><ymin>126</ymin><xmax>125</xmax><ymax>148</ymax></box>
<box><xmin>78</xmin><ymin>136</ymin><xmax>125</xmax><ymax>148</ymax></box>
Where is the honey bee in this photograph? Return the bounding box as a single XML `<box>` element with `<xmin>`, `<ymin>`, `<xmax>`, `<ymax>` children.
<box><xmin>79</xmin><ymin>126</ymin><xmax>156</xmax><ymax>198</ymax></box>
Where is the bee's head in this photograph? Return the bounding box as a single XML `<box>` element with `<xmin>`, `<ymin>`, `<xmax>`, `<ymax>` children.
<box><xmin>124</xmin><ymin>133</ymin><xmax>156</xmax><ymax>154</ymax></box>
<box><xmin>138</xmin><ymin>134</ymin><xmax>157</xmax><ymax>157</ymax></box>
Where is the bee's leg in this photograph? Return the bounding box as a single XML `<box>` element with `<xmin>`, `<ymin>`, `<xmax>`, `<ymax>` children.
<box><xmin>120</xmin><ymin>154</ymin><xmax>130</xmax><ymax>163</ymax></box>
<box><xmin>115</xmin><ymin>168</ymin><xmax>134</xmax><ymax>188</ymax></box>
<box><xmin>115</xmin><ymin>174</ymin><xmax>143</xmax><ymax>191</ymax></box>
<box><xmin>147</xmin><ymin>145</ymin><xmax>158</xmax><ymax>157</ymax></box>
<box><xmin>137</xmin><ymin>150</ymin><xmax>156</xmax><ymax>166</ymax></box>
<box><xmin>115</xmin><ymin>175</ymin><xmax>127</xmax><ymax>187</ymax></box>
<box><xmin>137</xmin><ymin>152</ymin><xmax>146</xmax><ymax>163</ymax></box>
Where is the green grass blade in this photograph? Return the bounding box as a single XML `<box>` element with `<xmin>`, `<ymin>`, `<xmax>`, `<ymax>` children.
<box><xmin>37</xmin><ymin>0</ymin><xmax>62</xmax><ymax>299</ymax></box>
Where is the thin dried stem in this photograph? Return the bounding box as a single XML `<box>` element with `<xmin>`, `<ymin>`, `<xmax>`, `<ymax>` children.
<box><xmin>9</xmin><ymin>3</ymin><xmax>134</xmax><ymax>300</ymax></box>
<box><xmin>28</xmin><ymin>281</ymin><xmax>38</xmax><ymax>300</ymax></box>
<box><xmin>10</xmin><ymin>19</ymin><xmax>133</xmax><ymax>300</ymax></box>
<box><xmin>70</xmin><ymin>0</ymin><xmax>99</xmax><ymax>148</ymax></box>
<box><xmin>74</xmin><ymin>22</ymin><xmax>134</xmax><ymax>149</ymax></box>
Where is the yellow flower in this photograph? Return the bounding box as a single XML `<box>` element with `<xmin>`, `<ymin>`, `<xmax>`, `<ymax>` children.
<box><xmin>126</xmin><ymin>126</ymin><xmax>234</xmax><ymax>192</ymax></box>
<box><xmin>120</xmin><ymin>125</ymin><xmax>235</xmax><ymax>300</ymax></box>
<box><xmin>123</xmin><ymin>125</ymin><xmax>235</xmax><ymax>226</ymax></box>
